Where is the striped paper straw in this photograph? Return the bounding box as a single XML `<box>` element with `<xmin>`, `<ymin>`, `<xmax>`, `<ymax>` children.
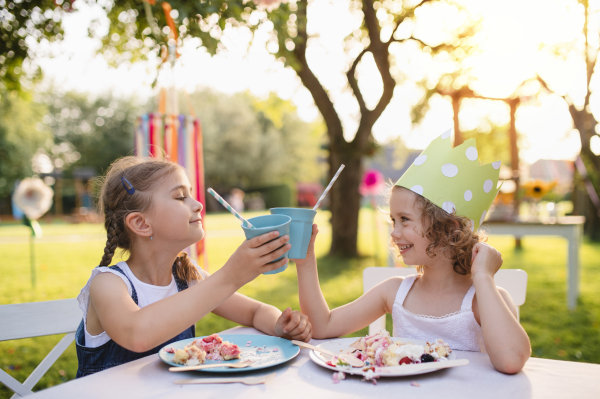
<box><xmin>313</xmin><ymin>164</ymin><xmax>346</xmax><ymax>211</ymax></box>
<box><xmin>207</xmin><ymin>188</ymin><xmax>255</xmax><ymax>229</ymax></box>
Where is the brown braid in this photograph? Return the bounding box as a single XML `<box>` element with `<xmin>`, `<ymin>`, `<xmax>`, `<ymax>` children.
<box><xmin>175</xmin><ymin>252</ymin><xmax>203</xmax><ymax>283</ymax></box>
<box><xmin>99</xmin><ymin>207</ymin><xmax>120</xmax><ymax>266</ymax></box>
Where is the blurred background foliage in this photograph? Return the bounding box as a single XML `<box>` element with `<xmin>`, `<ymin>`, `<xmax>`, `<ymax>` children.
<box><xmin>0</xmin><ymin>91</ymin><xmax>50</xmax><ymax>197</ymax></box>
<box><xmin>0</xmin><ymin>86</ymin><xmax>325</xmax><ymax>213</ymax></box>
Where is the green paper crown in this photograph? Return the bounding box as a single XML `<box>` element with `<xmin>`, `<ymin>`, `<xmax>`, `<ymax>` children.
<box><xmin>395</xmin><ymin>129</ymin><xmax>501</xmax><ymax>231</ymax></box>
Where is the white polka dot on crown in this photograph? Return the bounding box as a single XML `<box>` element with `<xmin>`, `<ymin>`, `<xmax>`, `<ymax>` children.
<box><xmin>464</xmin><ymin>190</ymin><xmax>473</xmax><ymax>201</ymax></box>
<box><xmin>442</xmin><ymin>201</ymin><xmax>456</xmax><ymax>213</ymax></box>
<box><xmin>483</xmin><ymin>179</ymin><xmax>493</xmax><ymax>193</ymax></box>
<box><xmin>466</xmin><ymin>147</ymin><xmax>478</xmax><ymax>161</ymax></box>
<box><xmin>441</xmin><ymin>129</ymin><xmax>452</xmax><ymax>139</ymax></box>
<box><xmin>469</xmin><ymin>219</ymin><xmax>475</xmax><ymax>232</ymax></box>
<box><xmin>410</xmin><ymin>185</ymin><xmax>424</xmax><ymax>195</ymax></box>
<box><xmin>479</xmin><ymin>210</ymin><xmax>487</xmax><ymax>226</ymax></box>
<box><xmin>441</xmin><ymin>163</ymin><xmax>458</xmax><ymax>177</ymax></box>
<box><xmin>492</xmin><ymin>161</ymin><xmax>501</xmax><ymax>169</ymax></box>
<box><xmin>414</xmin><ymin>155</ymin><xmax>427</xmax><ymax>166</ymax></box>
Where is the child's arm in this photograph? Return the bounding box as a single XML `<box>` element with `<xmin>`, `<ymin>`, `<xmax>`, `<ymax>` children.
<box><xmin>294</xmin><ymin>224</ymin><xmax>400</xmax><ymax>339</ymax></box>
<box><xmin>471</xmin><ymin>242</ymin><xmax>531</xmax><ymax>374</ymax></box>
<box><xmin>209</xmin><ymin>287</ymin><xmax>312</xmax><ymax>342</ymax></box>
<box><xmin>89</xmin><ymin>232</ymin><xmax>291</xmax><ymax>352</ymax></box>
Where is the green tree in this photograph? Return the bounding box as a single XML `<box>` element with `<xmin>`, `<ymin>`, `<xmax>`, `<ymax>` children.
<box><xmin>40</xmin><ymin>91</ymin><xmax>140</xmax><ymax>176</ymax></box>
<box><xmin>97</xmin><ymin>0</ymin><xmax>470</xmax><ymax>257</ymax></box>
<box><xmin>0</xmin><ymin>91</ymin><xmax>50</xmax><ymax>197</ymax></box>
<box><xmin>537</xmin><ymin>0</ymin><xmax>600</xmax><ymax>240</ymax></box>
<box><xmin>0</xmin><ymin>0</ymin><xmax>67</xmax><ymax>92</ymax></box>
<box><xmin>185</xmin><ymin>90</ymin><xmax>323</xmax><ymax>190</ymax></box>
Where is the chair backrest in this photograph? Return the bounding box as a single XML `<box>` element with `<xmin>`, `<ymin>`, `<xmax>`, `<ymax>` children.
<box><xmin>363</xmin><ymin>267</ymin><xmax>528</xmax><ymax>336</ymax></box>
<box><xmin>0</xmin><ymin>299</ymin><xmax>81</xmax><ymax>398</ymax></box>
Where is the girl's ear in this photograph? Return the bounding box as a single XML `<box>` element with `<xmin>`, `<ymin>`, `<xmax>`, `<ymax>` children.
<box><xmin>125</xmin><ymin>212</ymin><xmax>152</xmax><ymax>238</ymax></box>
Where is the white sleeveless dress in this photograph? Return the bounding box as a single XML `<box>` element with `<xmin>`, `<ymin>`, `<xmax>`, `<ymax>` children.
<box><xmin>391</xmin><ymin>275</ymin><xmax>485</xmax><ymax>352</ymax></box>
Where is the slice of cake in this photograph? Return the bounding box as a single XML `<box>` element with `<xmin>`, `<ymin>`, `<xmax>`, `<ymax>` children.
<box><xmin>340</xmin><ymin>332</ymin><xmax>453</xmax><ymax>368</ymax></box>
<box><xmin>172</xmin><ymin>333</ymin><xmax>241</xmax><ymax>365</ymax></box>
<box><xmin>361</xmin><ymin>330</ymin><xmax>393</xmax><ymax>366</ymax></box>
<box><xmin>193</xmin><ymin>334</ymin><xmax>224</xmax><ymax>353</ymax></box>
<box><xmin>424</xmin><ymin>339</ymin><xmax>451</xmax><ymax>360</ymax></box>
<box><xmin>220</xmin><ymin>341</ymin><xmax>242</xmax><ymax>360</ymax></box>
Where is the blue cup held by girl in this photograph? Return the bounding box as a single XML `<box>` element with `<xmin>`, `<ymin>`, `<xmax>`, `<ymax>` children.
<box><xmin>241</xmin><ymin>214</ymin><xmax>292</xmax><ymax>275</ymax></box>
<box><xmin>269</xmin><ymin>208</ymin><xmax>317</xmax><ymax>260</ymax></box>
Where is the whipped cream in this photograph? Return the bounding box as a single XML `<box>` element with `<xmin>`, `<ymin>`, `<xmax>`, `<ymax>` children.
<box><xmin>393</xmin><ymin>344</ymin><xmax>425</xmax><ymax>361</ymax></box>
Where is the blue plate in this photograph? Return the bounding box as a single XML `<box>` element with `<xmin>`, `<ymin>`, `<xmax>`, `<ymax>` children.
<box><xmin>158</xmin><ymin>334</ymin><xmax>300</xmax><ymax>373</ymax></box>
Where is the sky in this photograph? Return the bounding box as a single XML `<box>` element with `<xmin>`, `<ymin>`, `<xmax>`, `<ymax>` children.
<box><xmin>35</xmin><ymin>0</ymin><xmax>595</xmax><ymax>165</ymax></box>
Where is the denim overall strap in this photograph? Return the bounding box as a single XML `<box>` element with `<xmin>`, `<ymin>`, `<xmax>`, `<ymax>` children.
<box><xmin>171</xmin><ymin>262</ymin><xmax>195</xmax><ymax>336</ymax></box>
<box><xmin>75</xmin><ymin>263</ymin><xmax>195</xmax><ymax>378</ymax></box>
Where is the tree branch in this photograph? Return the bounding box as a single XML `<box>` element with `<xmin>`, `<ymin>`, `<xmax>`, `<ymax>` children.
<box><xmin>292</xmin><ymin>0</ymin><xmax>344</xmax><ymax>144</ymax></box>
<box><xmin>353</xmin><ymin>0</ymin><xmax>396</xmax><ymax>147</ymax></box>
<box><xmin>387</xmin><ymin>0</ymin><xmax>433</xmax><ymax>44</ymax></box>
<box><xmin>390</xmin><ymin>36</ymin><xmax>447</xmax><ymax>52</ymax></box>
<box><xmin>536</xmin><ymin>73</ymin><xmax>563</xmax><ymax>100</ymax></box>
<box><xmin>362</xmin><ymin>0</ymin><xmax>382</xmax><ymax>48</ymax></box>
<box><xmin>352</xmin><ymin>0</ymin><xmax>436</xmax><ymax>148</ymax></box>
<box><xmin>346</xmin><ymin>47</ymin><xmax>370</xmax><ymax>115</ymax></box>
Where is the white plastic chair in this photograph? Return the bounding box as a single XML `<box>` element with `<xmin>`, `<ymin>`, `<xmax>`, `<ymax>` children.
<box><xmin>363</xmin><ymin>267</ymin><xmax>528</xmax><ymax>336</ymax></box>
<box><xmin>0</xmin><ymin>299</ymin><xmax>82</xmax><ymax>398</ymax></box>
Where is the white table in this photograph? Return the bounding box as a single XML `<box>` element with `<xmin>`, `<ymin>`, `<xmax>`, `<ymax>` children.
<box><xmin>482</xmin><ymin>216</ymin><xmax>585</xmax><ymax>310</ymax></box>
<box><xmin>31</xmin><ymin>326</ymin><xmax>600</xmax><ymax>399</ymax></box>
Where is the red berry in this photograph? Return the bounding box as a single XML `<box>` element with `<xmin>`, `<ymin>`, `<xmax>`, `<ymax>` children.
<box><xmin>399</xmin><ymin>356</ymin><xmax>412</xmax><ymax>365</ymax></box>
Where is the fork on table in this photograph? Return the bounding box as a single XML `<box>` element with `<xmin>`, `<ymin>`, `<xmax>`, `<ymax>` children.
<box><xmin>173</xmin><ymin>372</ymin><xmax>276</xmax><ymax>386</ymax></box>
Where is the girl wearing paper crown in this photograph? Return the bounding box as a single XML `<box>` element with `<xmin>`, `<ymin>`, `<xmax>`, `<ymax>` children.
<box><xmin>293</xmin><ymin>129</ymin><xmax>531</xmax><ymax>374</ymax></box>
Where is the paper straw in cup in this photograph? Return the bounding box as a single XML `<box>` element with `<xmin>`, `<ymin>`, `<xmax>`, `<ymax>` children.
<box><xmin>313</xmin><ymin>164</ymin><xmax>345</xmax><ymax>211</ymax></box>
<box><xmin>207</xmin><ymin>188</ymin><xmax>255</xmax><ymax>229</ymax></box>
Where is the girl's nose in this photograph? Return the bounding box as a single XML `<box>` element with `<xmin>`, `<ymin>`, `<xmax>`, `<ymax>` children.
<box><xmin>193</xmin><ymin>199</ymin><xmax>203</xmax><ymax>213</ymax></box>
<box><xmin>391</xmin><ymin>225</ymin><xmax>402</xmax><ymax>240</ymax></box>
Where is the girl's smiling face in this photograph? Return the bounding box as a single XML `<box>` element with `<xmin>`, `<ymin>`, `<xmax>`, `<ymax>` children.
<box><xmin>147</xmin><ymin>168</ymin><xmax>204</xmax><ymax>248</ymax></box>
<box><xmin>389</xmin><ymin>187</ymin><xmax>433</xmax><ymax>266</ymax></box>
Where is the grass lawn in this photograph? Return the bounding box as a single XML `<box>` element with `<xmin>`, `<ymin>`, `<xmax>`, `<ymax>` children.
<box><xmin>1</xmin><ymin>209</ymin><xmax>599</xmax><ymax>397</ymax></box>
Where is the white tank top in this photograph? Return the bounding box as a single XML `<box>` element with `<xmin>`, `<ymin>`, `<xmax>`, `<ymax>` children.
<box><xmin>77</xmin><ymin>261</ymin><xmax>205</xmax><ymax>348</ymax></box>
<box><xmin>391</xmin><ymin>275</ymin><xmax>485</xmax><ymax>352</ymax></box>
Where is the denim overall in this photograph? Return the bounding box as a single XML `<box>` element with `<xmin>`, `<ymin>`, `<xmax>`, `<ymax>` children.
<box><xmin>75</xmin><ymin>264</ymin><xmax>195</xmax><ymax>378</ymax></box>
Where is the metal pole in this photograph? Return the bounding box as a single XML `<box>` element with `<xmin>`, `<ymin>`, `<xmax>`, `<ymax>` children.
<box><xmin>371</xmin><ymin>197</ymin><xmax>380</xmax><ymax>262</ymax></box>
<box><xmin>30</xmin><ymin>233</ymin><xmax>36</xmax><ymax>288</ymax></box>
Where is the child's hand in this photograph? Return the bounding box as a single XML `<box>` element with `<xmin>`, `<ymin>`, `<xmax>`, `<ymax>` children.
<box><xmin>471</xmin><ymin>242</ymin><xmax>503</xmax><ymax>280</ymax></box>
<box><xmin>223</xmin><ymin>231</ymin><xmax>291</xmax><ymax>286</ymax></box>
<box><xmin>291</xmin><ymin>224</ymin><xmax>318</xmax><ymax>267</ymax></box>
<box><xmin>275</xmin><ymin>307</ymin><xmax>312</xmax><ymax>342</ymax></box>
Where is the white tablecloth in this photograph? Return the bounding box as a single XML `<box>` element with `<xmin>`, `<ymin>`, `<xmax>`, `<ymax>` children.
<box><xmin>31</xmin><ymin>327</ymin><xmax>600</xmax><ymax>399</ymax></box>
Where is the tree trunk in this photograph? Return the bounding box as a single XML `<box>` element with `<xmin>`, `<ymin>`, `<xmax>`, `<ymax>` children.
<box><xmin>570</xmin><ymin>107</ymin><xmax>600</xmax><ymax>240</ymax></box>
<box><xmin>329</xmin><ymin>147</ymin><xmax>363</xmax><ymax>257</ymax></box>
<box><xmin>452</xmin><ymin>93</ymin><xmax>462</xmax><ymax>146</ymax></box>
<box><xmin>574</xmin><ymin>149</ymin><xmax>600</xmax><ymax>240</ymax></box>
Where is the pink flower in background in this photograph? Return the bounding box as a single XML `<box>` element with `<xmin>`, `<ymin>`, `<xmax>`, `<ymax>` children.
<box><xmin>359</xmin><ymin>169</ymin><xmax>384</xmax><ymax>196</ymax></box>
<box><xmin>253</xmin><ymin>0</ymin><xmax>284</xmax><ymax>11</ymax></box>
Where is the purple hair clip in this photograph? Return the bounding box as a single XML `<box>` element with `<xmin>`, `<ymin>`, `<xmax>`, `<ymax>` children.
<box><xmin>121</xmin><ymin>176</ymin><xmax>135</xmax><ymax>195</ymax></box>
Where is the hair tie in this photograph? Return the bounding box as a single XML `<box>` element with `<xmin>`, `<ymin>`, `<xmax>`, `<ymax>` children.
<box><xmin>121</xmin><ymin>176</ymin><xmax>135</xmax><ymax>195</ymax></box>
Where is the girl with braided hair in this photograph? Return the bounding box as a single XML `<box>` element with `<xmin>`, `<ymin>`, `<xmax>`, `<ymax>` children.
<box><xmin>75</xmin><ymin>156</ymin><xmax>311</xmax><ymax>377</ymax></box>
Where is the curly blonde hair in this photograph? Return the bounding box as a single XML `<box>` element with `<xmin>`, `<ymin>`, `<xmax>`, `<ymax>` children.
<box><xmin>94</xmin><ymin>156</ymin><xmax>203</xmax><ymax>283</ymax></box>
<box><xmin>391</xmin><ymin>186</ymin><xmax>487</xmax><ymax>275</ymax></box>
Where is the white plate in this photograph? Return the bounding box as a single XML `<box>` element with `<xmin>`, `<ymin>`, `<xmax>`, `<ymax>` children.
<box><xmin>309</xmin><ymin>337</ymin><xmax>458</xmax><ymax>378</ymax></box>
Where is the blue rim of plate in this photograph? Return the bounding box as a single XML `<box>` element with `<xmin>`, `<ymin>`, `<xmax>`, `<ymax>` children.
<box><xmin>159</xmin><ymin>334</ymin><xmax>300</xmax><ymax>373</ymax></box>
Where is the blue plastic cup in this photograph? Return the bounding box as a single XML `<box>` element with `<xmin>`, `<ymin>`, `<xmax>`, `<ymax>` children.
<box><xmin>269</xmin><ymin>208</ymin><xmax>317</xmax><ymax>259</ymax></box>
<box><xmin>241</xmin><ymin>214</ymin><xmax>292</xmax><ymax>275</ymax></box>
